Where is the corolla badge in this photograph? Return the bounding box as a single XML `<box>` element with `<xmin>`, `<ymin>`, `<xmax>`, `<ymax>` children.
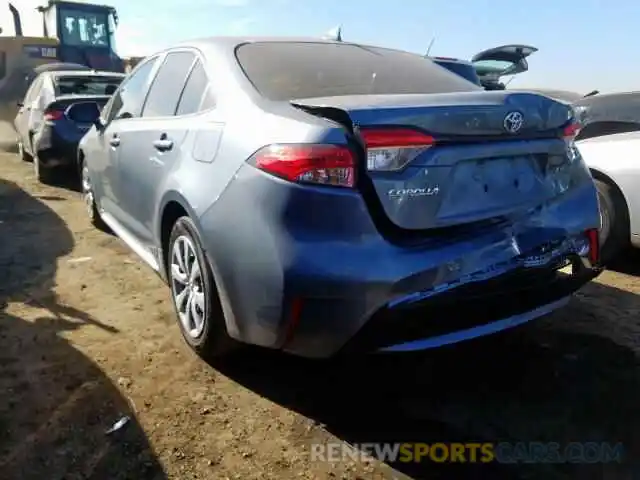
<box><xmin>503</xmin><ymin>111</ymin><xmax>524</xmax><ymax>134</ymax></box>
<box><xmin>388</xmin><ymin>186</ymin><xmax>440</xmax><ymax>199</ymax></box>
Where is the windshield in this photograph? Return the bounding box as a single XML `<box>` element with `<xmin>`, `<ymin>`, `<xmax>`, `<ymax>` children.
<box><xmin>58</xmin><ymin>7</ymin><xmax>110</xmax><ymax>48</ymax></box>
<box><xmin>54</xmin><ymin>75</ymin><xmax>123</xmax><ymax>95</ymax></box>
<box><xmin>432</xmin><ymin>60</ymin><xmax>481</xmax><ymax>86</ymax></box>
<box><xmin>236</xmin><ymin>42</ymin><xmax>479</xmax><ymax>101</ymax></box>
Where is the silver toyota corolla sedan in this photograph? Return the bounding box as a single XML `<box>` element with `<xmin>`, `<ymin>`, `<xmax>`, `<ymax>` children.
<box><xmin>78</xmin><ymin>37</ymin><xmax>601</xmax><ymax>359</ymax></box>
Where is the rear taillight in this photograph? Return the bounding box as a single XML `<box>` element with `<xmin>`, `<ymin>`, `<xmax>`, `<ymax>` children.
<box><xmin>360</xmin><ymin>127</ymin><xmax>435</xmax><ymax>171</ymax></box>
<box><xmin>563</xmin><ymin>121</ymin><xmax>581</xmax><ymax>141</ymax></box>
<box><xmin>251</xmin><ymin>144</ymin><xmax>356</xmax><ymax>188</ymax></box>
<box><xmin>44</xmin><ymin>110</ymin><xmax>64</xmax><ymax>121</ymax></box>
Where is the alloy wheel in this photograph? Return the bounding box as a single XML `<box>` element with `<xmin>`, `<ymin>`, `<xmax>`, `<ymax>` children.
<box><xmin>81</xmin><ymin>165</ymin><xmax>94</xmax><ymax>217</ymax></box>
<box><xmin>170</xmin><ymin>235</ymin><xmax>207</xmax><ymax>339</ymax></box>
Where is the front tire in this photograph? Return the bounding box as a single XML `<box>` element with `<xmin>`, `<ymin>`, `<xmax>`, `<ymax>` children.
<box><xmin>168</xmin><ymin>216</ymin><xmax>238</xmax><ymax>359</ymax></box>
<box><xmin>80</xmin><ymin>159</ymin><xmax>108</xmax><ymax>231</ymax></box>
<box><xmin>594</xmin><ymin>178</ymin><xmax>629</xmax><ymax>264</ymax></box>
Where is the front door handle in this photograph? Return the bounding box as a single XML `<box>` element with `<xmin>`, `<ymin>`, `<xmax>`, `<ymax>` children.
<box><xmin>109</xmin><ymin>135</ymin><xmax>120</xmax><ymax>147</ymax></box>
<box><xmin>153</xmin><ymin>138</ymin><xmax>173</xmax><ymax>152</ymax></box>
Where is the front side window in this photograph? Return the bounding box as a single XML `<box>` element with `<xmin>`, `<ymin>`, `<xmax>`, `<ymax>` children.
<box><xmin>58</xmin><ymin>7</ymin><xmax>109</xmax><ymax>48</ymax></box>
<box><xmin>107</xmin><ymin>58</ymin><xmax>158</xmax><ymax>122</ymax></box>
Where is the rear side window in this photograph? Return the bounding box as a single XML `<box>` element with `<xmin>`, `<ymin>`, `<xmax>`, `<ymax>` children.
<box><xmin>108</xmin><ymin>58</ymin><xmax>158</xmax><ymax>121</ymax></box>
<box><xmin>54</xmin><ymin>75</ymin><xmax>123</xmax><ymax>96</ymax></box>
<box><xmin>142</xmin><ymin>51</ymin><xmax>196</xmax><ymax>118</ymax></box>
<box><xmin>175</xmin><ymin>60</ymin><xmax>212</xmax><ymax>115</ymax></box>
<box><xmin>235</xmin><ymin>42</ymin><xmax>479</xmax><ymax>101</ymax></box>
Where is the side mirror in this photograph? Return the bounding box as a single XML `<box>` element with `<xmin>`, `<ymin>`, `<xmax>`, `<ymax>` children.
<box><xmin>94</xmin><ymin>117</ymin><xmax>105</xmax><ymax>131</ymax></box>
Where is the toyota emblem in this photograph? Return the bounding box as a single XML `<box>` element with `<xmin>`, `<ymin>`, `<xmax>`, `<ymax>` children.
<box><xmin>503</xmin><ymin>111</ymin><xmax>524</xmax><ymax>134</ymax></box>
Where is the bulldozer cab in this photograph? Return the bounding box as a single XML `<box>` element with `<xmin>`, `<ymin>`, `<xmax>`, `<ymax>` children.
<box><xmin>38</xmin><ymin>0</ymin><xmax>124</xmax><ymax>72</ymax></box>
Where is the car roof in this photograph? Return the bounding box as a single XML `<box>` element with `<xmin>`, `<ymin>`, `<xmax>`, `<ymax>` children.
<box><xmin>578</xmin><ymin>130</ymin><xmax>640</xmax><ymax>145</ymax></box>
<box><xmin>169</xmin><ymin>36</ymin><xmax>417</xmax><ymax>56</ymax></box>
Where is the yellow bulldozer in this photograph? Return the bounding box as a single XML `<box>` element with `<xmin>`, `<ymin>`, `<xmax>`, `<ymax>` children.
<box><xmin>0</xmin><ymin>0</ymin><xmax>125</xmax><ymax>149</ymax></box>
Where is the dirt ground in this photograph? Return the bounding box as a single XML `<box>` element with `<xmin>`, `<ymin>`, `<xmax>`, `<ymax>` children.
<box><xmin>0</xmin><ymin>150</ymin><xmax>639</xmax><ymax>480</ymax></box>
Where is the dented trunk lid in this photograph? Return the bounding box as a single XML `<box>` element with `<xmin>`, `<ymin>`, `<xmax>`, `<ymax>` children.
<box><xmin>292</xmin><ymin>91</ymin><xmax>576</xmax><ymax>231</ymax></box>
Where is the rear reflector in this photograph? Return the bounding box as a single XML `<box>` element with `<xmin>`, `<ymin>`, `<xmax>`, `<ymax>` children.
<box><xmin>360</xmin><ymin>127</ymin><xmax>435</xmax><ymax>172</ymax></box>
<box><xmin>282</xmin><ymin>297</ymin><xmax>304</xmax><ymax>347</ymax></box>
<box><xmin>251</xmin><ymin>144</ymin><xmax>356</xmax><ymax>187</ymax></box>
<box><xmin>44</xmin><ymin>110</ymin><xmax>64</xmax><ymax>121</ymax></box>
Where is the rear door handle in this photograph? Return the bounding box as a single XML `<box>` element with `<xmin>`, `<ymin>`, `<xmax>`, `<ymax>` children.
<box><xmin>109</xmin><ymin>136</ymin><xmax>120</xmax><ymax>147</ymax></box>
<box><xmin>153</xmin><ymin>138</ymin><xmax>173</xmax><ymax>152</ymax></box>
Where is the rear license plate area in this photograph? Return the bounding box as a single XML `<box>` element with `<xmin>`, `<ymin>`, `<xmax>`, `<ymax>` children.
<box><xmin>439</xmin><ymin>155</ymin><xmax>545</xmax><ymax>218</ymax></box>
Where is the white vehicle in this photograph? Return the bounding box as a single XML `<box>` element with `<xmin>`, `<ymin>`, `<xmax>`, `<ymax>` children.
<box><xmin>578</xmin><ymin>131</ymin><xmax>640</xmax><ymax>262</ymax></box>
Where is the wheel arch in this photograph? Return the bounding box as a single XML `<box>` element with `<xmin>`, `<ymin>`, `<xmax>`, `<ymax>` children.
<box><xmin>157</xmin><ymin>191</ymin><xmax>240</xmax><ymax>338</ymax></box>
<box><xmin>157</xmin><ymin>191</ymin><xmax>203</xmax><ymax>274</ymax></box>
<box><xmin>589</xmin><ymin>167</ymin><xmax>632</xmax><ymax>238</ymax></box>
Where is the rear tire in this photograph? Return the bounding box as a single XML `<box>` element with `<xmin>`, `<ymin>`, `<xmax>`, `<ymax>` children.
<box><xmin>167</xmin><ymin>216</ymin><xmax>238</xmax><ymax>360</ymax></box>
<box><xmin>594</xmin><ymin>178</ymin><xmax>629</xmax><ymax>264</ymax></box>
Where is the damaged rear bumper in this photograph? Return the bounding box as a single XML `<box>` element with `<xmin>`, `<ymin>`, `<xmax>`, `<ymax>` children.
<box><xmin>342</xmin><ymin>254</ymin><xmax>600</xmax><ymax>354</ymax></box>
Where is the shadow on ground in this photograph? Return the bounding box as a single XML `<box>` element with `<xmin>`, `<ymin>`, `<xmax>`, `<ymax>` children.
<box><xmin>607</xmin><ymin>247</ymin><xmax>640</xmax><ymax>276</ymax></box>
<box><xmin>217</xmin><ymin>281</ymin><xmax>640</xmax><ymax>480</ymax></box>
<box><xmin>0</xmin><ymin>179</ymin><xmax>166</xmax><ymax>479</ymax></box>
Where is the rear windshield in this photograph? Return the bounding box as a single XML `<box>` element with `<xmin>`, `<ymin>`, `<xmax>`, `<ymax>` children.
<box><xmin>432</xmin><ymin>60</ymin><xmax>481</xmax><ymax>86</ymax></box>
<box><xmin>54</xmin><ymin>75</ymin><xmax>123</xmax><ymax>96</ymax></box>
<box><xmin>235</xmin><ymin>42</ymin><xmax>480</xmax><ymax>101</ymax></box>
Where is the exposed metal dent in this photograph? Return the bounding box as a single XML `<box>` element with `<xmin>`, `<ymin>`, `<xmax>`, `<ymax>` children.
<box><xmin>387</xmin><ymin>233</ymin><xmax>590</xmax><ymax>309</ymax></box>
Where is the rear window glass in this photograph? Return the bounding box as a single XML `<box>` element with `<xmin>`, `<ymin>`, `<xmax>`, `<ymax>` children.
<box><xmin>235</xmin><ymin>42</ymin><xmax>479</xmax><ymax>101</ymax></box>
<box><xmin>54</xmin><ymin>75</ymin><xmax>123</xmax><ymax>96</ymax></box>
